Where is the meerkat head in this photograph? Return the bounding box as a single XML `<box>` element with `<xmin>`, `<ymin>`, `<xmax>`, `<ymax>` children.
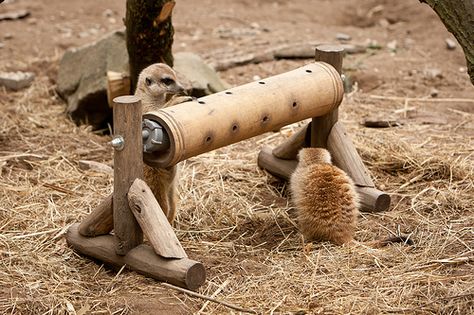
<box><xmin>297</xmin><ymin>148</ymin><xmax>332</xmax><ymax>166</ymax></box>
<box><xmin>136</xmin><ymin>63</ymin><xmax>185</xmax><ymax>104</ymax></box>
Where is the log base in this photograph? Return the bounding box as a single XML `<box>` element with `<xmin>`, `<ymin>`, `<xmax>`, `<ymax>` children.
<box><xmin>67</xmin><ymin>224</ymin><xmax>206</xmax><ymax>290</ymax></box>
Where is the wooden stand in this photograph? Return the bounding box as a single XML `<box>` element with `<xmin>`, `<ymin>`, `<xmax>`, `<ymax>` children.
<box><xmin>68</xmin><ymin>55</ymin><xmax>389</xmax><ymax>294</ymax></box>
<box><xmin>258</xmin><ymin>45</ymin><xmax>391</xmax><ymax>212</ymax></box>
<box><xmin>67</xmin><ymin>96</ymin><xmax>206</xmax><ymax>290</ymax></box>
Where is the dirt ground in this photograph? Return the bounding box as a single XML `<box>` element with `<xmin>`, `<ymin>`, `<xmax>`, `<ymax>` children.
<box><xmin>1</xmin><ymin>0</ymin><xmax>473</xmax><ymax>314</ymax></box>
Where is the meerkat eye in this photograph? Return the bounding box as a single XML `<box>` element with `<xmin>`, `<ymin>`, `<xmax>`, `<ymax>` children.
<box><xmin>145</xmin><ymin>77</ymin><xmax>153</xmax><ymax>86</ymax></box>
<box><xmin>161</xmin><ymin>77</ymin><xmax>175</xmax><ymax>86</ymax></box>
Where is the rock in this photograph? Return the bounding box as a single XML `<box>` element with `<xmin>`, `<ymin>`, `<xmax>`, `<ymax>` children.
<box><xmin>0</xmin><ymin>71</ymin><xmax>35</xmax><ymax>90</ymax></box>
<box><xmin>0</xmin><ymin>9</ymin><xmax>30</xmax><ymax>21</ymax></box>
<box><xmin>4</xmin><ymin>33</ymin><xmax>13</xmax><ymax>40</ymax></box>
<box><xmin>173</xmin><ymin>52</ymin><xmax>229</xmax><ymax>96</ymax></box>
<box><xmin>335</xmin><ymin>32</ymin><xmax>351</xmax><ymax>41</ymax></box>
<box><xmin>57</xmin><ymin>29</ymin><xmax>128</xmax><ymax>129</ymax></box>
<box><xmin>273</xmin><ymin>44</ymin><xmax>315</xmax><ymax>59</ymax></box>
<box><xmin>340</xmin><ymin>44</ymin><xmax>366</xmax><ymax>54</ymax></box>
<box><xmin>423</xmin><ymin>68</ymin><xmax>443</xmax><ymax>79</ymax></box>
<box><xmin>445</xmin><ymin>38</ymin><xmax>457</xmax><ymax>50</ymax></box>
<box><xmin>0</xmin><ymin>42</ymin><xmax>4</xmax><ymax>49</ymax></box>
<box><xmin>430</xmin><ymin>88</ymin><xmax>439</xmax><ymax>97</ymax></box>
<box><xmin>387</xmin><ymin>40</ymin><xmax>397</xmax><ymax>52</ymax></box>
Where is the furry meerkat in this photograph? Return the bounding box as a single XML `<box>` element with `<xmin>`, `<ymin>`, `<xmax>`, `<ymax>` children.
<box><xmin>290</xmin><ymin>148</ymin><xmax>412</xmax><ymax>247</ymax></box>
<box><xmin>135</xmin><ymin>63</ymin><xmax>188</xmax><ymax>223</ymax></box>
<box><xmin>290</xmin><ymin>147</ymin><xmax>358</xmax><ymax>245</ymax></box>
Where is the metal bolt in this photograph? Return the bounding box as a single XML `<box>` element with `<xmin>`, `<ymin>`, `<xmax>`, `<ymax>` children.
<box><xmin>109</xmin><ymin>135</ymin><xmax>125</xmax><ymax>151</ymax></box>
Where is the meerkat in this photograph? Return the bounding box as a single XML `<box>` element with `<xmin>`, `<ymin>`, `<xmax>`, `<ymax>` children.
<box><xmin>290</xmin><ymin>147</ymin><xmax>358</xmax><ymax>245</ymax></box>
<box><xmin>135</xmin><ymin>63</ymin><xmax>187</xmax><ymax>223</ymax></box>
<box><xmin>290</xmin><ymin>147</ymin><xmax>413</xmax><ymax>248</ymax></box>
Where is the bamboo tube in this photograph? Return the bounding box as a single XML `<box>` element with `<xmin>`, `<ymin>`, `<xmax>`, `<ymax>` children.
<box><xmin>144</xmin><ymin>62</ymin><xmax>343</xmax><ymax>168</ymax></box>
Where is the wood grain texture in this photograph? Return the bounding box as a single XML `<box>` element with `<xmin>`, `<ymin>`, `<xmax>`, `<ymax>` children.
<box><xmin>78</xmin><ymin>194</ymin><xmax>113</xmax><ymax>237</ymax></box>
<box><xmin>272</xmin><ymin>124</ymin><xmax>309</xmax><ymax>160</ymax></box>
<box><xmin>258</xmin><ymin>146</ymin><xmax>390</xmax><ymax>212</ymax></box>
<box><xmin>125</xmin><ymin>0</ymin><xmax>174</xmax><ymax>90</ymax></box>
<box><xmin>67</xmin><ymin>224</ymin><xmax>206</xmax><ymax>290</ymax></box>
<box><xmin>311</xmin><ymin>44</ymin><xmax>344</xmax><ymax>148</ymax></box>
<box><xmin>113</xmin><ymin>95</ymin><xmax>144</xmax><ymax>255</ymax></box>
<box><xmin>128</xmin><ymin>178</ymin><xmax>187</xmax><ymax>259</ymax></box>
<box><xmin>143</xmin><ymin>62</ymin><xmax>344</xmax><ymax>168</ymax></box>
<box><xmin>327</xmin><ymin>121</ymin><xmax>375</xmax><ymax>188</ymax></box>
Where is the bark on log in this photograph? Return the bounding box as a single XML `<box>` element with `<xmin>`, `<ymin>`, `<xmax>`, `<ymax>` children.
<box><xmin>420</xmin><ymin>0</ymin><xmax>474</xmax><ymax>84</ymax></box>
<box><xmin>67</xmin><ymin>224</ymin><xmax>206</xmax><ymax>290</ymax></box>
<box><xmin>113</xmin><ymin>95</ymin><xmax>144</xmax><ymax>255</ymax></box>
<box><xmin>311</xmin><ymin>45</ymin><xmax>344</xmax><ymax>148</ymax></box>
<box><xmin>272</xmin><ymin>124</ymin><xmax>310</xmax><ymax>160</ymax></box>
<box><xmin>126</xmin><ymin>0</ymin><xmax>175</xmax><ymax>90</ymax></box>
<box><xmin>78</xmin><ymin>194</ymin><xmax>113</xmax><ymax>237</ymax></box>
<box><xmin>128</xmin><ymin>178</ymin><xmax>187</xmax><ymax>259</ymax></box>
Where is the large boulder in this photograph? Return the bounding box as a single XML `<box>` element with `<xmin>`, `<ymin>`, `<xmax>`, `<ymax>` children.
<box><xmin>57</xmin><ymin>31</ymin><xmax>228</xmax><ymax>129</ymax></box>
<box><xmin>57</xmin><ymin>30</ymin><xmax>128</xmax><ymax>129</ymax></box>
<box><xmin>173</xmin><ymin>52</ymin><xmax>229</xmax><ymax>97</ymax></box>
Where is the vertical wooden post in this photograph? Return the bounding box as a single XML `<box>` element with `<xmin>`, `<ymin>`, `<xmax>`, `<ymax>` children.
<box><xmin>113</xmin><ymin>95</ymin><xmax>144</xmax><ymax>255</ymax></box>
<box><xmin>311</xmin><ymin>45</ymin><xmax>344</xmax><ymax>148</ymax></box>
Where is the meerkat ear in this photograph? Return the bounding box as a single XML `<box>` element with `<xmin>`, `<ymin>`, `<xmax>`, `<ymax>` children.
<box><xmin>145</xmin><ymin>77</ymin><xmax>153</xmax><ymax>86</ymax></box>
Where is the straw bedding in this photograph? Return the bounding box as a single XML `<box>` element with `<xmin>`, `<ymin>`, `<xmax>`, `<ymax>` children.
<box><xmin>1</xmin><ymin>70</ymin><xmax>473</xmax><ymax>314</ymax></box>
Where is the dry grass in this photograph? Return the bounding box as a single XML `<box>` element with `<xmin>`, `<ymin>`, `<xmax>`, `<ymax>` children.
<box><xmin>1</xmin><ymin>68</ymin><xmax>473</xmax><ymax>314</ymax></box>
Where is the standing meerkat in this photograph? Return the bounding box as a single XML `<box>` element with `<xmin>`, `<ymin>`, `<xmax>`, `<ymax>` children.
<box><xmin>135</xmin><ymin>63</ymin><xmax>186</xmax><ymax>223</ymax></box>
<box><xmin>290</xmin><ymin>148</ymin><xmax>413</xmax><ymax>248</ymax></box>
<box><xmin>290</xmin><ymin>148</ymin><xmax>358</xmax><ymax>245</ymax></box>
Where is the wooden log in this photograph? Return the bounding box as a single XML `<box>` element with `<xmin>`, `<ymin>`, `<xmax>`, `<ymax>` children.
<box><xmin>107</xmin><ymin>71</ymin><xmax>131</xmax><ymax>108</ymax></box>
<box><xmin>128</xmin><ymin>178</ymin><xmax>187</xmax><ymax>259</ymax></box>
<box><xmin>67</xmin><ymin>224</ymin><xmax>206</xmax><ymax>290</ymax></box>
<box><xmin>311</xmin><ymin>44</ymin><xmax>344</xmax><ymax>148</ymax></box>
<box><xmin>143</xmin><ymin>62</ymin><xmax>344</xmax><ymax>168</ymax></box>
<box><xmin>327</xmin><ymin>121</ymin><xmax>374</xmax><ymax>188</ymax></box>
<box><xmin>257</xmin><ymin>146</ymin><xmax>390</xmax><ymax>212</ymax></box>
<box><xmin>357</xmin><ymin>187</ymin><xmax>391</xmax><ymax>213</ymax></box>
<box><xmin>272</xmin><ymin>124</ymin><xmax>310</xmax><ymax>160</ymax></box>
<box><xmin>113</xmin><ymin>95</ymin><xmax>144</xmax><ymax>255</ymax></box>
<box><xmin>78</xmin><ymin>194</ymin><xmax>113</xmax><ymax>237</ymax></box>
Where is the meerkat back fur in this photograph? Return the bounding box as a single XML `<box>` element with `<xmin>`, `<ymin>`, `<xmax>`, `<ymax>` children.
<box><xmin>135</xmin><ymin>63</ymin><xmax>185</xmax><ymax>223</ymax></box>
<box><xmin>290</xmin><ymin>147</ymin><xmax>359</xmax><ymax>245</ymax></box>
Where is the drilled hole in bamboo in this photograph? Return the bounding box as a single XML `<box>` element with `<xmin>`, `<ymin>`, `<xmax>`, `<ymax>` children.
<box><xmin>292</xmin><ymin>102</ymin><xmax>297</xmax><ymax>108</ymax></box>
<box><xmin>225</xmin><ymin>91</ymin><xmax>232</xmax><ymax>95</ymax></box>
<box><xmin>258</xmin><ymin>81</ymin><xmax>265</xmax><ymax>85</ymax></box>
<box><xmin>306</xmin><ymin>69</ymin><xmax>312</xmax><ymax>73</ymax></box>
<box><xmin>198</xmin><ymin>100</ymin><xmax>205</xmax><ymax>104</ymax></box>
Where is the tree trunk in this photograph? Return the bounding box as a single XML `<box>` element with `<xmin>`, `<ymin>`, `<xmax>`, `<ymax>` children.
<box><xmin>420</xmin><ymin>0</ymin><xmax>474</xmax><ymax>85</ymax></box>
<box><xmin>125</xmin><ymin>0</ymin><xmax>175</xmax><ymax>91</ymax></box>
